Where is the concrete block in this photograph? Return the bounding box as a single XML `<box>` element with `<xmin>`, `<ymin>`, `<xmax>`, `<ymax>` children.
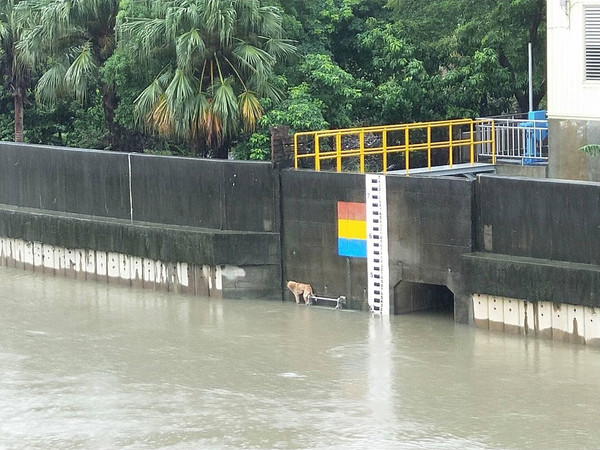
<box><xmin>107</xmin><ymin>252</ymin><xmax>120</xmax><ymax>283</ymax></box>
<box><xmin>503</xmin><ymin>297</ymin><xmax>521</xmax><ymax>334</ymax></box>
<box><xmin>13</xmin><ymin>239</ymin><xmax>24</xmax><ymax>269</ymax></box>
<box><xmin>75</xmin><ymin>249</ymin><xmax>86</xmax><ymax>279</ymax></box>
<box><xmin>177</xmin><ymin>262</ymin><xmax>189</xmax><ymax>288</ymax></box>
<box><xmin>177</xmin><ymin>262</ymin><xmax>193</xmax><ymax>294</ymax></box>
<box><xmin>536</xmin><ymin>301</ymin><xmax>553</xmax><ymax>339</ymax></box>
<box><xmin>65</xmin><ymin>248</ymin><xmax>77</xmax><ymax>278</ymax></box>
<box><xmin>520</xmin><ymin>300</ymin><xmax>536</xmax><ymax>336</ymax></box>
<box><xmin>131</xmin><ymin>256</ymin><xmax>143</xmax><ymax>288</ymax></box>
<box><xmin>567</xmin><ymin>304</ymin><xmax>586</xmax><ymax>345</ymax></box>
<box><xmin>119</xmin><ymin>254</ymin><xmax>131</xmax><ymax>286</ymax></box>
<box><xmin>194</xmin><ymin>265</ymin><xmax>210</xmax><ymax>297</ymax></box>
<box><xmin>54</xmin><ymin>246</ymin><xmax>66</xmax><ymax>277</ymax></box>
<box><xmin>584</xmin><ymin>307</ymin><xmax>600</xmax><ymax>346</ymax></box>
<box><xmin>0</xmin><ymin>237</ymin><xmax>5</xmax><ymax>266</ymax></box>
<box><xmin>155</xmin><ymin>261</ymin><xmax>168</xmax><ymax>290</ymax></box>
<box><xmin>33</xmin><ymin>242</ymin><xmax>43</xmax><ymax>271</ymax></box>
<box><xmin>85</xmin><ymin>250</ymin><xmax>97</xmax><ymax>281</ymax></box>
<box><xmin>2</xmin><ymin>238</ymin><xmax>15</xmax><ymax>267</ymax></box>
<box><xmin>23</xmin><ymin>241</ymin><xmax>34</xmax><ymax>270</ymax></box>
<box><xmin>143</xmin><ymin>258</ymin><xmax>156</xmax><ymax>290</ymax></box>
<box><xmin>96</xmin><ymin>251</ymin><xmax>107</xmax><ymax>283</ymax></box>
<box><xmin>165</xmin><ymin>262</ymin><xmax>178</xmax><ymax>292</ymax></box>
<box><xmin>488</xmin><ymin>296</ymin><xmax>504</xmax><ymax>332</ymax></box>
<box><xmin>472</xmin><ymin>293</ymin><xmax>489</xmax><ymax>329</ymax></box>
<box><xmin>215</xmin><ymin>265</ymin><xmax>223</xmax><ymax>290</ymax></box>
<box><xmin>551</xmin><ymin>302</ymin><xmax>568</xmax><ymax>341</ymax></box>
<box><xmin>42</xmin><ymin>244</ymin><xmax>55</xmax><ymax>274</ymax></box>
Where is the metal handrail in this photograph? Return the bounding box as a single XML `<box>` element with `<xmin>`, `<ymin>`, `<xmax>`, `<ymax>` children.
<box><xmin>293</xmin><ymin>118</ymin><xmax>496</xmax><ymax>174</ymax></box>
<box><xmin>477</xmin><ymin>118</ymin><xmax>548</xmax><ymax>164</ymax></box>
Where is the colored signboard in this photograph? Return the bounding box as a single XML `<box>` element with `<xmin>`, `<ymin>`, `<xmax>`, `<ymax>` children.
<box><xmin>337</xmin><ymin>201</ymin><xmax>367</xmax><ymax>258</ymax></box>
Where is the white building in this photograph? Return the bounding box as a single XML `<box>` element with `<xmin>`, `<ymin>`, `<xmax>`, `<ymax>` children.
<box><xmin>548</xmin><ymin>0</ymin><xmax>600</xmax><ymax>180</ymax></box>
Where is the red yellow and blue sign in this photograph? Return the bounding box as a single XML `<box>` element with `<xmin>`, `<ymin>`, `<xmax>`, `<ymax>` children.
<box><xmin>337</xmin><ymin>201</ymin><xmax>367</xmax><ymax>258</ymax></box>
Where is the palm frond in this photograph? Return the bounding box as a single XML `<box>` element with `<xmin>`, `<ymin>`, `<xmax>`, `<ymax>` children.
<box><xmin>203</xmin><ymin>0</ymin><xmax>236</xmax><ymax>47</ymax></box>
<box><xmin>211</xmin><ymin>77</ymin><xmax>238</xmax><ymax>138</ymax></box>
<box><xmin>238</xmin><ymin>90</ymin><xmax>263</xmax><ymax>133</ymax></box>
<box><xmin>164</xmin><ymin>68</ymin><xmax>196</xmax><ymax>137</ymax></box>
<box><xmin>64</xmin><ymin>41</ymin><xmax>97</xmax><ymax>103</ymax></box>
<box><xmin>233</xmin><ymin>42</ymin><xmax>274</xmax><ymax>73</ymax></box>
<box><xmin>148</xmin><ymin>93</ymin><xmax>175</xmax><ymax>136</ymax></box>
<box><xmin>188</xmin><ymin>91</ymin><xmax>210</xmax><ymax>139</ymax></box>
<box><xmin>257</xmin><ymin>6</ymin><xmax>283</xmax><ymax>39</ymax></box>
<box><xmin>134</xmin><ymin>78</ymin><xmax>165</xmax><ymax>130</ymax></box>
<box><xmin>263</xmin><ymin>38</ymin><xmax>296</xmax><ymax>60</ymax></box>
<box><xmin>176</xmin><ymin>28</ymin><xmax>205</xmax><ymax>69</ymax></box>
<box><xmin>0</xmin><ymin>18</ymin><xmax>10</xmax><ymax>44</ymax></box>
<box><xmin>118</xmin><ymin>17</ymin><xmax>167</xmax><ymax>59</ymax></box>
<box><xmin>235</xmin><ymin>0</ymin><xmax>260</xmax><ymax>33</ymax></box>
<box><xmin>35</xmin><ymin>62</ymin><xmax>68</xmax><ymax>106</ymax></box>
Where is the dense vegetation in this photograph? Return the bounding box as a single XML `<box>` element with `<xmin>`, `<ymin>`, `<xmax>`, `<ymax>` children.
<box><xmin>0</xmin><ymin>0</ymin><xmax>545</xmax><ymax>159</ymax></box>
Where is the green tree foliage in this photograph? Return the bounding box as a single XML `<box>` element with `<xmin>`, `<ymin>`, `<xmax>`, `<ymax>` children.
<box><xmin>0</xmin><ymin>0</ymin><xmax>546</xmax><ymax>159</ymax></box>
<box><xmin>18</xmin><ymin>0</ymin><xmax>122</xmax><ymax>149</ymax></box>
<box><xmin>234</xmin><ymin>82</ymin><xmax>328</xmax><ymax>160</ymax></box>
<box><xmin>118</xmin><ymin>0</ymin><xmax>295</xmax><ymax>158</ymax></box>
<box><xmin>0</xmin><ymin>0</ymin><xmax>38</xmax><ymax>142</ymax></box>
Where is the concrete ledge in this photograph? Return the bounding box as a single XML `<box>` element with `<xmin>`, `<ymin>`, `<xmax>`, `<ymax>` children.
<box><xmin>0</xmin><ymin>204</ymin><xmax>280</xmax><ymax>266</ymax></box>
<box><xmin>0</xmin><ymin>236</ymin><xmax>280</xmax><ymax>299</ymax></box>
<box><xmin>461</xmin><ymin>252</ymin><xmax>600</xmax><ymax>307</ymax></box>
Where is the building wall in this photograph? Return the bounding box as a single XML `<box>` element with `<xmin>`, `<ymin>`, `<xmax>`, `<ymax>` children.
<box><xmin>547</xmin><ymin>1</ymin><xmax>600</xmax><ymax>180</ymax></box>
<box><xmin>547</xmin><ymin>0</ymin><xmax>600</xmax><ymax>121</ymax></box>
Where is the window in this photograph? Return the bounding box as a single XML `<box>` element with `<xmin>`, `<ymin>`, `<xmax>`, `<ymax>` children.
<box><xmin>585</xmin><ymin>6</ymin><xmax>600</xmax><ymax>80</ymax></box>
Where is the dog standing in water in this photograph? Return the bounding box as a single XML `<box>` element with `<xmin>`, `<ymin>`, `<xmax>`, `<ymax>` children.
<box><xmin>287</xmin><ymin>281</ymin><xmax>314</xmax><ymax>305</ymax></box>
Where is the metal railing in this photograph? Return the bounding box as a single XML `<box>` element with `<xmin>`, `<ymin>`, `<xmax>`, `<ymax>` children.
<box><xmin>293</xmin><ymin>118</ymin><xmax>496</xmax><ymax>174</ymax></box>
<box><xmin>477</xmin><ymin>116</ymin><xmax>548</xmax><ymax>164</ymax></box>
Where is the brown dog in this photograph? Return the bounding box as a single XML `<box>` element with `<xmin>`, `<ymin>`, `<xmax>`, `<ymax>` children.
<box><xmin>287</xmin><ymin>280</ymin><xmax>314</xmax><ymax>305</ymax></box>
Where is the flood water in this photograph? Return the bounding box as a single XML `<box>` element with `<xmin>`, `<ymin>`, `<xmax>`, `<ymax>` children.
<box><xmin>1</xmin><ymin>266</ymin><xmax>600</xmax><ymax>449</ymax></box>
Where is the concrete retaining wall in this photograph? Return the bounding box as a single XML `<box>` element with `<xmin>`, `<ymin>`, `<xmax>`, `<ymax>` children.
<box><xmin>0</xmin><ymin>236</ymin><xmax>261</xmax><ymax>298</ymax></box>
<box><xmin>281</xmin><ymin>170</ymin><xmax>368</xmax><ymax>309</ymax></box>
<box><xmin>464</xmin><ymin>174</ymin><xmax>600</xmax><ymax>344</ymax></box>
<box><xmin>0</xmin><ymin>142</ymin><xmax>281</xmax><ymax>299</ymax></box>
<box><xmin>0</xmin><ymin>142</ymin><xmax>278</xmax><ymax>232</ymax></box>
<box><xmin>473</xmin><ymin>294</ymin><xmax>600</xmax><ymax>346</ymax></box>
<box><xmin>281</xmin><ymin>171</ymin><xmax>475</xmax><ymax>317</ymax></box>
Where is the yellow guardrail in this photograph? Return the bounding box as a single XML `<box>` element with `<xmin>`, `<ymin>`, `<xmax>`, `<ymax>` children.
<box><xmin>293</xmin><ymin>118</ymin><xmax>496</xmax><ymax>173</ymax></box>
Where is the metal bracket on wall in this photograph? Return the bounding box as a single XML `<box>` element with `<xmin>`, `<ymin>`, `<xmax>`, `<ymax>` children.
<box><xmin>308</xmin><ymin>295</ymin><xmax>346</xmax><ymax>310</ymax></box>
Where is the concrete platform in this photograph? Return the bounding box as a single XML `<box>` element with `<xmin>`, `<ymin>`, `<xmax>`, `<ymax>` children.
<box><xmin>387</xmin><ymin>162</ymin><xmax>496</xmax><ymax>177</ymax></box>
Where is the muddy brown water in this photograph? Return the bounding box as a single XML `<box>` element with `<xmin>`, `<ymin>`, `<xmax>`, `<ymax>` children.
<box><xmin>1</xmin><ymin>266</ymin><xmax>599</xmax><ymax>449</ymax></box>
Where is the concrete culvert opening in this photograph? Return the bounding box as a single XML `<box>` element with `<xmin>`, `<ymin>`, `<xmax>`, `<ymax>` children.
<box><xmin>393</xmin><ymin>281</ymin><xmax>454</xmax><ymax>316</ymax></box>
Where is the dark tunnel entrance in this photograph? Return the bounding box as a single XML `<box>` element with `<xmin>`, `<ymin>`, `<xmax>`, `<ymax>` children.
<box><xmin>393</xmin><ymin>281</ymin><xmax>454</xmax><ymax>316</ymax></box>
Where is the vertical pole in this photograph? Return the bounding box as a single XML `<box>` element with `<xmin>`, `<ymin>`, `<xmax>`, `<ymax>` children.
<box><xmin>294</xmin><ymin>134</ymin><xmax>298</xmax><ymax>169</ymax></box>
<box><xmin>491</xmin><ymin>120</ymin><xmax>497</xmax><ymax>165</ymax></box>
<box><xmin>427</xmin><ymin>125</ymin><xmax>432</xmax><ymax>170</ymax></box>
<box><xmin>528</xmin><ymin>42</ymin><xmax>533</xmax><ymax>112</ymax></box>
<box><xmin>360</xmin><ymin>131</ymin><xmax>365</xmax><ymax>173</ymax></box>
<box><xmin>448</xmin><ymin>124</ymin><xmax>453</xmax><ymax>167</ymax></box>
<box><xmin>382</xmin><ymin>129</ymin><xmax>388</xmax><ymax>173</ymax></box>
<box><xmin>469</xmin><ymin>121</ymin><xmax>475</xmax><ymax>165</ymax></box>
<box><xmin>314</xmin><ymin>135</ymin><xmax>321</xmax><ymax>171</ymax></box>
<box><xmin>336</xmin><ymin>133</ymin><xmax>342</xmax><ymax>172</ymax></box>
<box><xmin>404</xmin><ymin>127</ymin><xmax>410</xmax><ymax>174</ymax></box>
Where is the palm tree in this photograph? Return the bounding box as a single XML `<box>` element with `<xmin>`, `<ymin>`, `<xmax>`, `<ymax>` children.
<box><xmin>0</xmin><ymin>0</ymin><xmax>36</xmax><ymax>142</ymax></box>
<box><xmin>18</xmin><ymin>0</ymin><xmax>120</xmax><ymax>147</ymax></box>
<box><xmin>118</xmin><ymin>0</ymin><xmax>295</xmax><ymax>158</ymax></box>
